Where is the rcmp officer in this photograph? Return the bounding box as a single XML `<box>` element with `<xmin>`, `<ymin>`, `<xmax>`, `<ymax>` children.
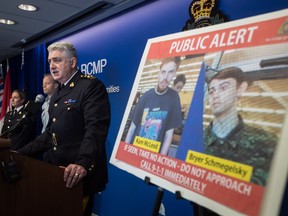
<box><xmin>18</xmin><ymin>41</ymin><xmax>111</xmax><ymax>216</ymax></box>
<box><xmin>1</xmin><ymin>90</ymin><xmax>36</xmax><ymax>150</ymax></box>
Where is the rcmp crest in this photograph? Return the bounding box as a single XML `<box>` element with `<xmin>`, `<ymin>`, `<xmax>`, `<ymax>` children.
<box><xmin>183</xmin><ymin>0</ymin><xmax>227</xmax><ymax>30</ymax></box>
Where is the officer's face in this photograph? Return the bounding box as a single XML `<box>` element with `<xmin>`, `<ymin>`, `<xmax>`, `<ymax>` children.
<box><xmin>208</xmin><ymin>78</ymin><xmax>239</xmax><ymax>118</ymax></box>
<box><xmin>48</xmin><ymin>50</ymin><xmax>75</xmax><ymax>84</ymax></box>
<box><xmin>11</xmin><ymin>92</ymin><xmax>24</xmax><ymax>108</ymax></box>
<box><xmin>42</xmin><ymin>75</ymin><xmax>58</xmax><ymax>96</ymax></box>
<box><xmin>157</xmin><ymin>61</ymin><xmax>177</xmax><ymax>92</ymax></box>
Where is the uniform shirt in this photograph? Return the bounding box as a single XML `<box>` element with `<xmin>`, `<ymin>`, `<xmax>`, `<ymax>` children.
<box><xmin>204</xmin><ymin>116</ymin><xmax>278</xmax><ymax>186</ymax></box>
<box><xmin>41</xmin><ymin>96</ymin><xmax>50</xmax><ymax>133</ymax></box>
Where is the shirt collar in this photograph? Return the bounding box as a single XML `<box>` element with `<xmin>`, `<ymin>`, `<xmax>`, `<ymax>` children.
<box><xmin>63</xmin><ymin>70</ymin><xmax>78</xmax><ymax>86</ymax></box>
<box><xmin>206</xmin><ymin>115</ymin><xmax>245</xmax><ymax>148</ymax></box>
<box><xmin>14</xmin><ymin>105</ymin><xmax>24</xmax><ymax>112</ymax></box>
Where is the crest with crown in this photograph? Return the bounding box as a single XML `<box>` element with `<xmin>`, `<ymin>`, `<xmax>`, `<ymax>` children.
<box><xmin>191</xmin><ymin>0</ymin><xmax>215</xmax><ymax>21</ymax></box>
<box><xmin>183</xmin><ymin>0</ymin><xmax>227</xmax><ymax>30</ymax></box>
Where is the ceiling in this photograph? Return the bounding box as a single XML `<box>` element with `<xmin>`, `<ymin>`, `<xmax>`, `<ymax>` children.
<box><xmin>0</xmin><ymin>0</ymin><xmax>147</xmax><ymax>62</ymax></box>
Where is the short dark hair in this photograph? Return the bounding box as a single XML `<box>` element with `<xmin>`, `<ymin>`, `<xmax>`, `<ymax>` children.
<box><xmin>160</xmin><ymin>57</ymin><xmax>181</xmax><ymax>70</ymax></box>
<box><xmin>43</xmin><ymin>73</ymin><xmax>58</xmax><ymax>84</ymax></box>
<box><xmin>209</xmin><ymin>67</ymin><xmax>246</xmax><ymax>86</ymax></box>
<box><xmin>12</xmin><ymin>90</ymin><xmax>26</xmax><ymax>100</ymax></box>
<box><xmin>174</xmin><ymin>74</ymin><xmax>186</xmax><ymax>86</ymax></box>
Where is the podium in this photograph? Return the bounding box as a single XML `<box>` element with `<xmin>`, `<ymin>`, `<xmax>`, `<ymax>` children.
<box><xmin>0</xmin><ymin>138</ymin><xmax>83</xmax><ymax>216</ymax></box>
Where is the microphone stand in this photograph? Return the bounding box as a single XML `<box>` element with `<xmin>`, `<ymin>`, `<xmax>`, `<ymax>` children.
<box><xmin>0</xmin><ymin>99</ymin><xmax>42</xmax><ymax>138</ymax></box>
<box><xmin>0</xmin><ymin>113</ymin><xmax>30</xmax><ymax>138</ymax></box>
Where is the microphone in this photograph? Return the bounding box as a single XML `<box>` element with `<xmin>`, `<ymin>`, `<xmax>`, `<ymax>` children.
<box><xmin>23</xmin><ymin>94</ymin><xmax>44</xmax><ymax>115</ymax></box>
<box><xmin>35</xmin><ymin>94</ymin><xmax>44</xmax><ymax>103</ymax></box>
<box><xmin>24</xmin><ymin>101</ymin><xmax>40</xmax><ymax>114</ymax></box>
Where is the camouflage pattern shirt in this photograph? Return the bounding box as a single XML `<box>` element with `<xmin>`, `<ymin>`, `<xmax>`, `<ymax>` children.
<box><xmin>204</xmin><ymin>116</ymin><xmax>278</xmax><ymax>186</ymax></box>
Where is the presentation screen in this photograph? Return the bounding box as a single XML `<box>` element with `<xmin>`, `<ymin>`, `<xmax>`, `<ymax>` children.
<box><xmin>110</xmin><ymin>9</ymin><xmax>288</xmax><ymax>216</ymax></box>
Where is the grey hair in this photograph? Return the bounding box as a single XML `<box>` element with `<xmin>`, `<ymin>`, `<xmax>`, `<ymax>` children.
<box><xmin>47</xmin><ymin>41</ymin><xmax>78</xmax><ymax>59</ymax></box>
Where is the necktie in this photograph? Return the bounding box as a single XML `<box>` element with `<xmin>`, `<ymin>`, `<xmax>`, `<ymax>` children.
<box><xmin>13</xmin><ymin>110</ymin><xmax>17</xmax><ymax>116</ymax></box>
<box><xmin>59</xmin><ymin>84</ymin><xmax>64</xmax><ymax>92</ymax></box>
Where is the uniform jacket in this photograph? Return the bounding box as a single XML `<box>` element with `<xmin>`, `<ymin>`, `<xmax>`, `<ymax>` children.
<box><xmin>1</xmin><ymin>106</ymin><xmax>36</xmax><ymax>150</ymax></box>
<box><xmin>19</xmin><ymin>71</ymin><xmax>111</xmax><ymax>195</ymax></box>
<box><xmin>204</xmin><ymin>115</ymin><xmax>277</xmax><ymax>186</ymax></box>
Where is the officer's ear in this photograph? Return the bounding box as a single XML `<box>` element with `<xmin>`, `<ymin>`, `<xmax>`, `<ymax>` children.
<box><xmin>70</xmin><ymin>57</ymin><xmax>77</xmax><ymax>68</ymax></box>
<box><xmin>237</xmin><ymin>81</ymin><xmax>248</xmax><ymax>97</ymax></box>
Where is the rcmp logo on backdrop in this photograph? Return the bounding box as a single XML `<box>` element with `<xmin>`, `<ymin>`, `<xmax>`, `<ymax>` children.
<box><xmin>183</xmin><ymin>0</ymin><xmax>227</xmax><ymax>30</ymax></box>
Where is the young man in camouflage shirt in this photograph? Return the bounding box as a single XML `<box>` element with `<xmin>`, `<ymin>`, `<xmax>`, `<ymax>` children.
<box><xmin>204</xmin><ymin>67</ymin><xmax>277</xmax><ymax>186</ymax></box>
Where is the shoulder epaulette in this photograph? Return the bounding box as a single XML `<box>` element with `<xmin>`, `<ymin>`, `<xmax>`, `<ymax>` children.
<box><xmin>80</xmin><ymin>74</ymin><xmax>95</xmax><ymax>79</ymax></box>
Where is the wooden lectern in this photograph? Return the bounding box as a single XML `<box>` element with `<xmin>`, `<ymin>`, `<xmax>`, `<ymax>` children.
<box><xmin>0</xmin><ymin>138</ymin><xmax>83</xmax><ymax>216</ymax></box>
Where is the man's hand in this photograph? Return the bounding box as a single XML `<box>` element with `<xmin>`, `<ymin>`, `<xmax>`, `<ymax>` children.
<box><xmin>60</xmin><ymin>164</ymin><xmax>87</xmax><ymax>188</ymax></box>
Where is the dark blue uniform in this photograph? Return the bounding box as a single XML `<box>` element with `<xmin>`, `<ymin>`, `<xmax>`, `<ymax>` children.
<box><xmin>1</xmin><ymin>107</ymin><xmax>36</xmax><ymax>150</ymax></box>
<box><xmin>19</xmin><ymin>71</ymin><xmax>111</xmax><ymax>195</ymax></box>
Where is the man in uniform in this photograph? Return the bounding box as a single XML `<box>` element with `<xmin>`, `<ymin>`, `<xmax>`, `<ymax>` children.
<box><xmin>19</xmin><ymin>41</ymin><xmax>111</xmax><ymax>215</ymax></box>
<box><xmin>204</xmin><ymin>67</ymin><xmax>277</xmax><ymax>186</ymax></box>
